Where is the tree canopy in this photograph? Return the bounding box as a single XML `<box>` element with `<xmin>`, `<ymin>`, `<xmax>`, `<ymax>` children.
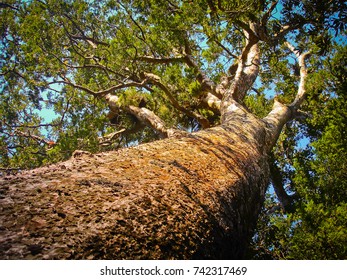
<box><xmin>1</xmin><ymin>0</ymin><xmax>346</xmax><ymax>259</ymax></box>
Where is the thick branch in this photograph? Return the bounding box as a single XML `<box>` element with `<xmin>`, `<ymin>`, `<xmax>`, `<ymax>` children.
<box><xmin>263</xmin><ymin>43</ymin><xmax>310</xmax><ymax>151</ymax></box>
<box><xmin>234</xmin><ymin>23</ymin><xmax>260</xmax><ymax>100</ymax></box>
<box><xmin>105</xmin><ymin>94</ymin><xmax>183</xmax><ymax>138</ymax></box>
<box><xmin>221</xmin><ymin>22</ymin><xmax>260</xmax><ymax>123</ymax></box>
<box><xmin>202</xmin><ymin>92</ymin><xmax>222</xmax><ymax>112</ymax></box>
<box><xmin>262</xmin><ymin>99</ymin><xmax>292</xmax><ymax>152</ymax></box>
<box><xmin>127</xmin><ymin>106</ymin><xmax>171</xmax><ymax>138</ymax></box>
<box><xmin>285</xmin><ymin>42</ymin><xmax>310</xmax><ymax>110</ymax></box>
<box><xmin>269</xmin><ymin>155</ymin><xmax>295</xmax><ymax>212</ymax></box>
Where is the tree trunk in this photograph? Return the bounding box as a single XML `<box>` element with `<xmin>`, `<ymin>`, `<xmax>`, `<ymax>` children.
<box><xmin>0</xmin><ymin>114</ymin><xmax>270</xmax><ymax>260</ymax></box>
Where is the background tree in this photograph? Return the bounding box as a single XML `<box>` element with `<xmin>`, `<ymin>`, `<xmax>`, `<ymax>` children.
<box><xmin>0</xmin><ymin>0</ymin><xmax>346</xmax><ymax>259</ymax></box>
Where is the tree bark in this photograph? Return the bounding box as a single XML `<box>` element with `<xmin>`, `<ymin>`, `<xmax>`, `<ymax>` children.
<box><xmin>0</xmin><ymin>114</ymin><xmax>270</xmax><ymax>259</ymax></box>
<box><xmin>0</xmin><ymin>18</ymin><xmax>310</xmax><ymax>260</ymax></box>
<box><xmin>0</xmin><ymin>5</ymin><xmax>313</xmax><ymax>260</ymax></box>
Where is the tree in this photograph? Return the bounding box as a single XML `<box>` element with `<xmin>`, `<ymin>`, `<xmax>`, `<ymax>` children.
<box><xmin>250</xmin><ymin>43</ymin><xmax>347</xmax><ymax>260</ymax></box>
<box><xmin>0</xmin><ymin>0</ymin><xmax>346</xmax><ymax>259</ymax></box>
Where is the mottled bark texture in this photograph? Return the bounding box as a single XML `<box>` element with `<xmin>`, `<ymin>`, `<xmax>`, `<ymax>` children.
<box><xmin>0</xmin><ymin>115</ymin><xmax>269</xmax><ymax>259</ymax></box>
<box><xmin>0</xmin><ymin>12</ymin><xmax>310</xmax><ymax>259</ymax></box>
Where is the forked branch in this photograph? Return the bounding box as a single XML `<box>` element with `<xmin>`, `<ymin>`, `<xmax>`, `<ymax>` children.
<box><xmin>285</xmin><ymin>42</ymin><xmax>311</xmax><ymax>110</ymax></box>
<box><xmin>220</xmin><ymin>21</ymin><xmax>260</xmax><ymax>122</ymax></box>
<box><xmin>263</xmin><ymin>42</ymin><xmax>311</xmax><ymax>151</ymax></box>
